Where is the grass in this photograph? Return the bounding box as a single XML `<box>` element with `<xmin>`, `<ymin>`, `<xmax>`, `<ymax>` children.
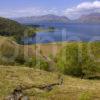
<box><xmin>0</xmin><ymin>65</ymin><xmax>100</xmax><ymax>100</ymax></box>
<box><xmin>28</xmin><ymin>42</ymin><xmax>69</xmax><ymax>57</ymax></box>
<box><xmin>0</xmin><ymin>36</ymin><xmax>36</xmax><ymax>64</ymax></box>
<box><xmin>0</xmin><ymin>36</ymin><xmax>64</xmax><ymax>58</ymax></box>
<box><xmin>0</xmin><ymin>36</ymin><xmax>100</xmax><ymax>99</ymax></box>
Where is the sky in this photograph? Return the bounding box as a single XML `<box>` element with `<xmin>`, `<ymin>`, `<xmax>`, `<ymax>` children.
<box><xmin>0</xmin><ymin>0</ymin><xmax>100</xmax><ymax>19</ymax></box>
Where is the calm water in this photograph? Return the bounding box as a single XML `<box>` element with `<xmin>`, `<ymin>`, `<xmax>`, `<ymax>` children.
<box><xmin>23</xmin><ymin>24</ymin><xmax>100</xmax><ymax>44</ymax></box>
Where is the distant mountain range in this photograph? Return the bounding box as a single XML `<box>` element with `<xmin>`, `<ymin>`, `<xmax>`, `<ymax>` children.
<box><xmin>14</xmin><ymin>14</ymin><xmax>70</xmax><ymax>25</ymax></box>
<box><xmin>14</xmin><ymin>13</ymin><xmax>100</xmax><ymax>25</ymax></box>
<box><xmin>76</xmin><ymin>13</ymin><xmax>100</xmax><ymax>23</ymax></box>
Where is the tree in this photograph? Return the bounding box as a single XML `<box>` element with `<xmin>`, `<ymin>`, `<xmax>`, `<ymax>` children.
<box><xmin>56</xmin><ymin>43</ymin><xmax>99</xmax><ymax>78</ymax></box>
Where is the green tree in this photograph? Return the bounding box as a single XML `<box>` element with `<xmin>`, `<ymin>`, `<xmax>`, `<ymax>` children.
<box><xmin>56</xmin><ymin>43</ymin><xmax>99</xmax><ymax>78</ymax></box>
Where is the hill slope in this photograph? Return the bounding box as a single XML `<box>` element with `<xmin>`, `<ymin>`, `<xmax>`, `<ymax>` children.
<box><xmin>0</xmin><ymin>66</ymin><xmax>100</xmax><ymax>100</ymax></box>
<box><xmin>0</xmin><ymin>17</ymin><xmax>25</xmax><ymax>36</ymax></box>
<box><xmin>76</xmin><ymin>13</ymin><xmax>100</xmax><ymax>23</ymax></box>
<box><xmin>0</xmin><ymin>36</ymin><xmax>36</xmax><ymax>65</ymax></box>
<box><xmin>14</xmin><ymin>14</ymin><xmax>70</xmax><ymax>25</ymax></box>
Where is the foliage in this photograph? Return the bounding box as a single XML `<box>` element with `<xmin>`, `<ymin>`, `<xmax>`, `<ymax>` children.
<box><xmin>56</xmin><ymin>42</ymin><xmax>100</xmax><ymax>78</ymax></box>
<box><xmin>0</xmin><ymin>17</ymin><xmax>36</xmax><ymax>42</ymax></box>
<box><xmin>0</xmin><ymin>17</ymin><xmax>25</xmax><ymax>36</ymax></box>
<box><xmin>25</xmin><ymin>57</ymin><xmax>50</xmax><ymax>71</ymax></box>
<box><xmin>25</xmin><ymin>57</ymin><xmax>36</xmax><ymax>67</ymax></box>
<box><xmin>24</xmin><ymin>27</ymin><xmax>36</xmax><ymax>37</ymax></box>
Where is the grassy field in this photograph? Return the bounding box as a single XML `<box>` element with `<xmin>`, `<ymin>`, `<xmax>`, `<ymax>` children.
<box><xmin>28</xmin><ymin>42</ymin><xmax>66</xmax><ymax>57</ymax></box>
<box><xmin>0</xmin><ymin>36</ymin><xmax>63</xmax><ymax>52</ymax></box>
<box><xmin>0</xmin><ymin>36</ymin><xmax>67</xmax><ymax>60</ymax></box>
<box><xmin>0</xmin><ymin>36</ymin><xmax>100</xmax><ymax>100</ymax></box>
<box><xmin>0</xmin><ymin>66</ymin><xmax>100</xmax><ymax>100</ymax></box>
<box><xmin>0</xmin><ymin>17</ymin><xmax>100</xmax><ymax>100</ymax></box>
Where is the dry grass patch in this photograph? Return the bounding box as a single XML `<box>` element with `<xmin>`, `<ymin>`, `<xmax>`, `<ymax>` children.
<box><xmin>0</xmin><ymin>66</ymin><xmax>100</xmax><ymax>100</ymax></box>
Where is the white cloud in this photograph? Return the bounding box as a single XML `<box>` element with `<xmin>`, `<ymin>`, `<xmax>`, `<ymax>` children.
<box><xmin>64</xmin><ymin>1</ymin><xmax>100</xmax><ymax>19</ymax></box>
<box><xmin>0</xmin><ymin>1</ymin><xmax>100</xmax><ymax>19</ymax></box>
<box><xmin>0</xmin><ymin>7</ymin><xmax>43</xmax><ymax>17</ymax></box>
<box><xmin>77</xmin><ymin>1</ymin><xmax>100</xmax><ymax>9</ymax></box>
<box><xmin>0</xmin><ymin>7</ymin><xmax>60</xmax><ymax>18</ymax></box>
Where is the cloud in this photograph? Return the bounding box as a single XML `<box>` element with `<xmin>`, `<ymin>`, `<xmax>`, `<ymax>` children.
<box><xmin>0</xmin><ymin>1</ymin><xmax>100</xmax><ymax>19</ymax></box>
<box><xmin>64</xmin><ymin>1</ymin><xmax>100</xmax><ymax>19</ymax></box>
<box><xmin>0</xmin><ymin>7</ymin><xmax>43</xmax><ymax>17</ymax></box>
<box><xmin>0</xmin><ymin>7</ymin><xmax>60</xmax><ymax>18</ymax></box>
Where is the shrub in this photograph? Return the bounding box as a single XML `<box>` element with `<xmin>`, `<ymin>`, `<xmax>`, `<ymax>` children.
<box><xmin>56</xmin><ymin>43</ymin><xmax>100</xmax><ymax>78</ymax></box>
<box><xmin>25</xmin><ymin>57</ymin><xmax>50</xmax><ymax>71</ymax></box>
<box><xmin>36</xmin><ymin>58</ymin><xmax>50</xmax><ymax>71</ymax></box>
<box><xmin>25</xmin><ymin>57</ymin><xmax>36</xmax><ymax>67</ymax></box>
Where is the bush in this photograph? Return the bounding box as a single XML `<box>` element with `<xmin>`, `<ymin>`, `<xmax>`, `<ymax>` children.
<box><xmin>56</xmin><ymin>43</ymin><xmax>100</xmax><ymax>78</ymax></box>
<box><xmin>36</xmin><ymin>58</ymin><xmax>50</xmax><ymax>71</ymax></box>
<box><xmin>25</xmin><ymin>57</ymin><xmax>36</xmax><ymax>67</ymax></box>
<box><xmin>25</xmin><ymin>57</ymin><xmax>50</xmax><ymax>71</ymax></box>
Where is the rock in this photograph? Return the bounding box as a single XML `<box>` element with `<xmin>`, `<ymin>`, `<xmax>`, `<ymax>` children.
<box><xmin>5</xmin><ymin>85</ymin><xmax>29</xmax><ymax>100</ymax></box>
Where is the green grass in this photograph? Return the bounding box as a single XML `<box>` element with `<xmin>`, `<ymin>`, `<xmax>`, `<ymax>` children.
<box><xmin>0</xmin><ymin>65</ymin><xmax>100</xmax><ymax>100</ymax></box>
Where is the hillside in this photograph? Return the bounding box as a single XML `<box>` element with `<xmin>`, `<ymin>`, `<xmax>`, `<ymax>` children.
<box><xmin>14</xmin><ymin>13</ymin><xmax>100</xmax><ymax>25</ymax></box>
<box><xmin>0</xmin><ymin>17</ymin><xmax>25</xmax><ymax>36</ymax></box>
<box><xmin>0</xmin><ymin>66</ymin><xmax>100</xmax><ymax>100</ymax></box>
<box><xmin>76</xmin><ymin>13</ymin><xmax>100</xmax><ymax>23</ymax></box>
<box><xmin>0</xmin><ymin>36</ymin><xmax>100</xmax><ymax>99</ymax></box>
<box><xmin>0</xmin><ymin>36</ymin><xmax>36</xmax><ymax>65</ymax></box>
<box><xmin>14</xmin><ymin>14</ymin><xmax>70</xmax><ymax>25</ymax></box>
<box><xmin>0</xmin><ymin>17</ymin><xmax>36</xmax><ymax>43</ymax></box>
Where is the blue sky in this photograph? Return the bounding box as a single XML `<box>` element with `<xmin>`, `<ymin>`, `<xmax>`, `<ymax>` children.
<box><xmin>0</xmin><ymin>0</ymin><xmax>100</xmax><ymax>19</ymax></box>
<box><xmin>0</xmin><ymin>0</ymin><xmax>91</xmax><ymax>9</ymax></box>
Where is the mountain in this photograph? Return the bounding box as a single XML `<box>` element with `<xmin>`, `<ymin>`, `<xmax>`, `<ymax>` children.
<box><xmin>14</xmin><ymin>13</ymin><xmax>100</xmax><ymax>25</ymax></box>
<box><xmin>76</xmin><ymin>13</ymin><xmax>100</xmax><ymax>23</ymax></box>
<box><xmin>0</xmin><ymin>17</ymin><xmax>25</xmax><ymax>36</ymax></box>
<box><xmin>14</xmin><ymin>14</ymin><xmax>70</xmax><ymax>25</ymax></box>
